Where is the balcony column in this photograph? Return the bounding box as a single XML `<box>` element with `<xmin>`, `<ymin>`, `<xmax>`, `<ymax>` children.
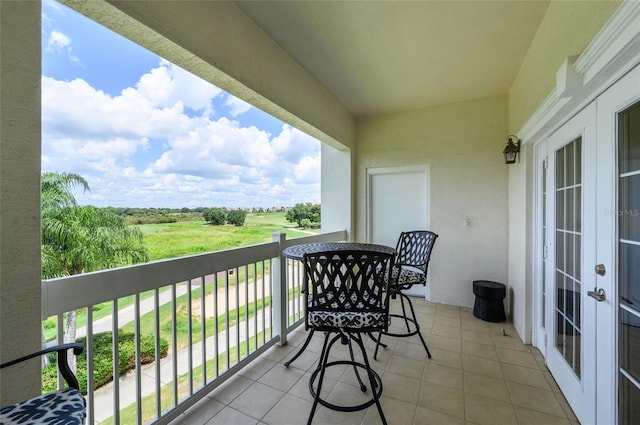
<box><xmin>0</xmin><ymin>0</ymin><xmax>43</xmax><ymax>406</ymax></box>
<box><xmin>272</xmin><ymin>232</ymin><xmax>288</xmax><ymax>346</ymax></box>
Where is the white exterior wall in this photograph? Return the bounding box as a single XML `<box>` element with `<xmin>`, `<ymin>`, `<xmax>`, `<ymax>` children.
<box><xmin>508</xmin><ymin>1</ymin><xmax>621</xmax><ymax>343</ymax></box>
<box><xmin>321</xmin><ymin>144</ymin><xmax>352</xmax><ymax>237</ymax></box>
<box><xmin>0</xmin><ymin>1</ymin><xmax>43</xmax><ymax>405</ymax></box>
<box><xmin>355</xmin><ymin>96</ymin><xmax>510</xmax><ymax>309</ymax></box>
<box><xmin>507</xmin><ymin>144</ymin><xmax>535</xmax><ymax>344</ymax></box>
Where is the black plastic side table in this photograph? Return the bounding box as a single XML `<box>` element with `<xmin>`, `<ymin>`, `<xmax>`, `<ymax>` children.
<box><xmin>472</xmin><ymin>280</ymin><xmax>506</xmax><ymax>322</ymax></box>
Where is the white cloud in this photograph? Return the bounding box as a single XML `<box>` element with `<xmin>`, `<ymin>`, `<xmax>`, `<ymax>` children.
<box><xmin>47</xmin><ymin>30</ymin><xmax>71</xmax><ymax>50</ymax></box>
<box><xmin>46</xmin><ymin>30</ymin><xmax>81</xmax><ymax>65</ymax></box>
<box><xmin>42</xmin><ymin>76</ymin><xmax>196</xmax><ymax>140</ymax></box>
<box><xmin>225</xmin><ymin>95</ymin><xmax>253</xmax><ymax>117</ymax></box>
<box><xmin>42</xmin><ymin>67</ymin><xmax>321</xmax><ymax>208</ymax></box>
<box><xmin>136</xmin><ymin>61</ymin><xmax>222</xmax><ymax>112</ymax></box>
<box><xmin>294</xmin><ymin>153</ymin><xmax>321</xmax><ymax>184</ymax></box>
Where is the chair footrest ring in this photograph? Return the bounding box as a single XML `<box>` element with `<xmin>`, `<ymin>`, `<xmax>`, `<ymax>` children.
<box><xmin>309</xmin><ymin>360</ymin><xmax>383</xmax><ymax>412</ymax></box>
<box><xmin>383</xmin><ymin>313</ymin><xmax>421</xmax><ymax>338</ymax></box>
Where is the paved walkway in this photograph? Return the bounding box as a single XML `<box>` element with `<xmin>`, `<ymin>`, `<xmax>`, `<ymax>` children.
<box><xmin>77</xmin><ymin>280</ymin><xmax>282</xmax><ymax>423</ymax></box>
<box><xmin>91</xmin><ymin>309</ymin><xmax>272</xmax><ymax>423</ymax></box>
<box><xmin>76</xmin><ymin>284</ymin><xmax>191</xmax><ymax>339</ymax></box>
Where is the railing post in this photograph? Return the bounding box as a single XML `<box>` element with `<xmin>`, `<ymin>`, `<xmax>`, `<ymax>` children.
<box><xmin>272</xmin><ymin>232</ymin><xmax>288</xmax><ymax>346</ymax></box>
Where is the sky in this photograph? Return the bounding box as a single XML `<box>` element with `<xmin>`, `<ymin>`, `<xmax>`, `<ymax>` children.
<box><xmin>41</xmin><ymin>0</ymin><xmax>321</xmax><ymax>209</ymax></box>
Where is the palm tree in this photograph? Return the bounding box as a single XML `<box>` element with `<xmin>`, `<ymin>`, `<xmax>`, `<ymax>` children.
<box><xmin>42</xmin><ymin>172</ymin><xmax>149</xmax><ymax>371</ymax></box>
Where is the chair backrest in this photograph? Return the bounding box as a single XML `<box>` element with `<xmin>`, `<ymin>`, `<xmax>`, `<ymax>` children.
<box><xmin>394</xmin><ymin>231</ymin><xmax>438</xmax><ymax>274</ymax></box>
<box><xmin>303</xmin><ymin>250</ymin><xmax>394</xmax><ymax>330</ymax></box>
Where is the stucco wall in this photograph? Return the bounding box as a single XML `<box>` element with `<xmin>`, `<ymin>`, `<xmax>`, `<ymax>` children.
<box><xmin>0</xmin><ymin>1</ymin><xmax>43</xmax><ymax>405</ymax></box>
<box><xmin>509</xmin><ymin>0</ymin><xmax>621</xmax><ymax>132</ymax></box>
<box><xmin>508</xmin><ymin>1</ymin><xmax>621</xmax><ymax>343</ymax></box>
<box><xmin>355</xmin><ymin>96</ymin><xmax>509</xmax><ymax>308</ymax></box>
<box><xmin>507</xmin><ymin>1</ymin><xmax>621</xmax><ymax>342</ymax></box>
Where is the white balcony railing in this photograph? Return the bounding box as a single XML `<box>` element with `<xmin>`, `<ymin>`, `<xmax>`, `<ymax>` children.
<box><xmin>42</xmin><ymin>230</ymin><xmax>346</xmax><ymax>424</ymax></box>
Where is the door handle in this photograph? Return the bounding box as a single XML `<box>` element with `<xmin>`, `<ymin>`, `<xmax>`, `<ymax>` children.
<box><xmin>587</xmin><ymin>288</ymin><xmax>606</xmax><ymax>302</ymax></box>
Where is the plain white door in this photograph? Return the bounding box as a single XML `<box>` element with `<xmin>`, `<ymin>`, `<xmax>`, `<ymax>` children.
<box><xmin>545</xmin><ymin>103</ymin><xmax>597</xmax><ymax>425</ymax></box>
<box><xmin>367</xmin><ymin>165</ymin><xmax>429</xmax><ymax>297</ymax></box>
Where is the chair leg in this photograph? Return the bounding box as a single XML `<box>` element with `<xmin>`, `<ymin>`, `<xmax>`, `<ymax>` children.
<box><xmin>381</xmin><ymin>291</ymin><xmax>432</xmax><ymax>359</ymax></box>
<box><xmin>350</xmin><ymin>333</ymin><xmax>387</xmax><ymax>425</ymax></box>
<box><xmin>402</xmin><ymin>293</ymin><xmax>432</xmax><ymax>359</ymax></box>
<box><xmin>346</xmin><ymin>333</ymin><xmax>367</xmax><ymax>392</ymax></box>
<box><xmin>284</xmin><ymin>329</ymin><xmax>314</xmax><ymax>368</ymax></box>
<box><xmin>307</xmin><ymin>332</ymin><xmax>333</xmax><ymax>425</ymax></box>
<box><xmin>374</xmin><ymin>333</ymin><xmax>381</xmax><ymax>360</ymax></box>
<box><xmin>368</xmin><ymin>332</ymin><xmax>387</xmax><ymax>348</ymax></box>
<box><xmin>399</xmin><ymin>293</ymin><xmax>412</xmax><ymax>332</ymax></box>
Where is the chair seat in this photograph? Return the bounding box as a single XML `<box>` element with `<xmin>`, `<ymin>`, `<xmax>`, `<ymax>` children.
<box><xmin>390</xmin><ymin>266</ymin><xmax>426</xmax><ymax>287</ymax></box>
<box><xmin>0</xmin><ymin>388</ymin><xmax>86</xmax><ymax>425</ymax></box>
<box><xmin>309</xmin><ymin>291</ymin><xmax>379</xmax><ymax>310</ymax></box>
<box><xmin>308</xmin><ymin>310</ymin><xmax>387</xmax><ymax>329</ymax></box>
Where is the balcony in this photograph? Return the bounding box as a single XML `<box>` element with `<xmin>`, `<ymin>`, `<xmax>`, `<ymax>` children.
<box><xmin>41</xmin><ymin>231</ymin><xmax>578</xmax><ymax>425</ymax></box>
<box><xmin>173</xmin><ymin>303</ymin><xmax>580</xmax><ymax>425</ymax></box>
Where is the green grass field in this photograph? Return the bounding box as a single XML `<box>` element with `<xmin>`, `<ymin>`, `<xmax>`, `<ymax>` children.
<box><xmin>42</xmin><ymin>212</ymin><xmax>314</xmax><ymax>341</ymax></box>
<box><xmin>138</xmin><ymin>211</ymin><xmax>316</xmax><ymax>261</ymax></box>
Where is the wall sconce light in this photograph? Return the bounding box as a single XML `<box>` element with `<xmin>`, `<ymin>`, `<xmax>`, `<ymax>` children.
<box><xmin>503</xmin><ymin>135</ymin><xmax>521</xmax><ymax>164</ymax></box>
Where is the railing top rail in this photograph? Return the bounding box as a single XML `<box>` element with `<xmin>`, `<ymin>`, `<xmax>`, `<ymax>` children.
<box><xmin>42</xmin><ymin>231</ymin><xmax>347</xmax><ymax>318</ymax></box>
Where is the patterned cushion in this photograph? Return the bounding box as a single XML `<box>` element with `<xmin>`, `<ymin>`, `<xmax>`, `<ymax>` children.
<box><xmin>390</xmin><ymin>266</ymin><xmax>425</xmax><ymax>287</ymax></box>
<box><xmin>0</xmin><ymin>388</ymin><xmax>86</xmax><ymax>425</ymax></box>
<box><xmin>308</xmin><ymin>310</ymin><xmax>387</xmax><ymax>329</ymax></box>
<box><xmin>308</xmin><ymin>291</ymin><xmax>379</xmax><ymax>309</ymax></box>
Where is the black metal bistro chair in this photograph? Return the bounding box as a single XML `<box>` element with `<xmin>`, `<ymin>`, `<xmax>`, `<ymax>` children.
<box><xmin>303</xmin><ymin>250</ymin><xmax>393</xmax><ymax>425</ymax></box>
<box><xmin>374</xmin><ymin>230</ymin><xmax>438</xmax><ymax>360</ymax></box>
<box><xmin>0</xmin><ymin>343</ymin><xmax>86</xmax><ymax>425</ymax></box>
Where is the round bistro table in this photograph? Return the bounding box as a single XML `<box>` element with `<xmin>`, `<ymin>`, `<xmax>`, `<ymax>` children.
<box><xmin>282</xmin><ymin>241</ymin><xmax>396</xmax><ymax>260</ymax></box>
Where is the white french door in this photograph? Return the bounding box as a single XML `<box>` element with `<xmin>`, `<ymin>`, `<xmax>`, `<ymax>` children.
<box><xmin>545</xmin><ymin>103</ymin><xmax>598</xmax><ymax>425</ymax></box>
<box><xmin>540</xmin><ymin>64</ymin><xmax>640</xmax><ymax>424</ymax></box>
<box><xmin>597</xmin><ymin>65</ymin><xmax>640</xmax><ymax>425</ymax></box>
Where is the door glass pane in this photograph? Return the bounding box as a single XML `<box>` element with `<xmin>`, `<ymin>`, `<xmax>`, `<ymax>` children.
<box><xmin>620</xmin><ymin>174</ymin><xmax>640</xmax><ymax>242</ymax></box>
<box><xmin>620</xmin><ymin>374</ymin><xmax>640</xmax><ymax>425</ymax></box>
<box><xmin>618</xmin><ymin>100</ymin><xmax>640</xmax><ymax>425</ymax></box>
<box><xmin>555</xmin><ymin>137</ymin><xmax>582</xmax><ymax>377</ymax></box>
<box><xmin>620</xmin><ymin>308</ymin><xmax>640</xmax><ymax>382</ymax></box>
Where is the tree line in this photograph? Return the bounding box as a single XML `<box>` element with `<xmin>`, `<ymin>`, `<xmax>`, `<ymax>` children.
<box><xmin>202</xmin><ymin>207</ymin><xmax>247</xmax><ymax>226</ymax></box>
<box><xmin>104</xmin><ymin>206</ymin><xmax>290</xmax><ymax>217</ymax></box>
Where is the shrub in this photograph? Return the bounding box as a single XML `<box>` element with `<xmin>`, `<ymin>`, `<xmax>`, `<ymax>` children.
<box><xmin>286</xmin><ymin>203</ymin><xmax>320</xmax><ymax>228</ymax></box>
<box><xmin>203</xmin><ymin>207</ymin><xmax>227</xmax><ymax>225</ymax></box>
<box><xmin>42</xmin><ymin>331</ymin><xmax>168</xmax><ymax>395</ymax></box>
<box><xmin>227</xmin><ymin>209</ymin><xmax>247</xmax><ymax>226</ymax></box>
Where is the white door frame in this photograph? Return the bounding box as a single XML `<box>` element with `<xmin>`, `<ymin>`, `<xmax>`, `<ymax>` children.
<box><xmin>365</xmin><ymin>164</ymin><xmax>430</xmax><ymax>244</ymax></box>
<box><xmin>366</xmin><ymin>164</ymin><xmax>430</xmax><ymax>297</ymax></box>
<box><xmin>533</xmin><ymin>142</ymin><xmax>549</xmax><ymax>356</ymax></box>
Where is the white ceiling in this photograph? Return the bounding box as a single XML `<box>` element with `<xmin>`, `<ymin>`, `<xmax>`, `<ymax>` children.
<box><xmin>234</xmin><ymin>1</ymin><xmax>550</xmax><ymax>117</ymax></box>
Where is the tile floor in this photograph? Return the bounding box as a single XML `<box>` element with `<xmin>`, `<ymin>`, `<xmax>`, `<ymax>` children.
<box><xmin>170</xmin><ymin>300</ymin><xmax>580</xmax><ymax>425</ymax></box>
